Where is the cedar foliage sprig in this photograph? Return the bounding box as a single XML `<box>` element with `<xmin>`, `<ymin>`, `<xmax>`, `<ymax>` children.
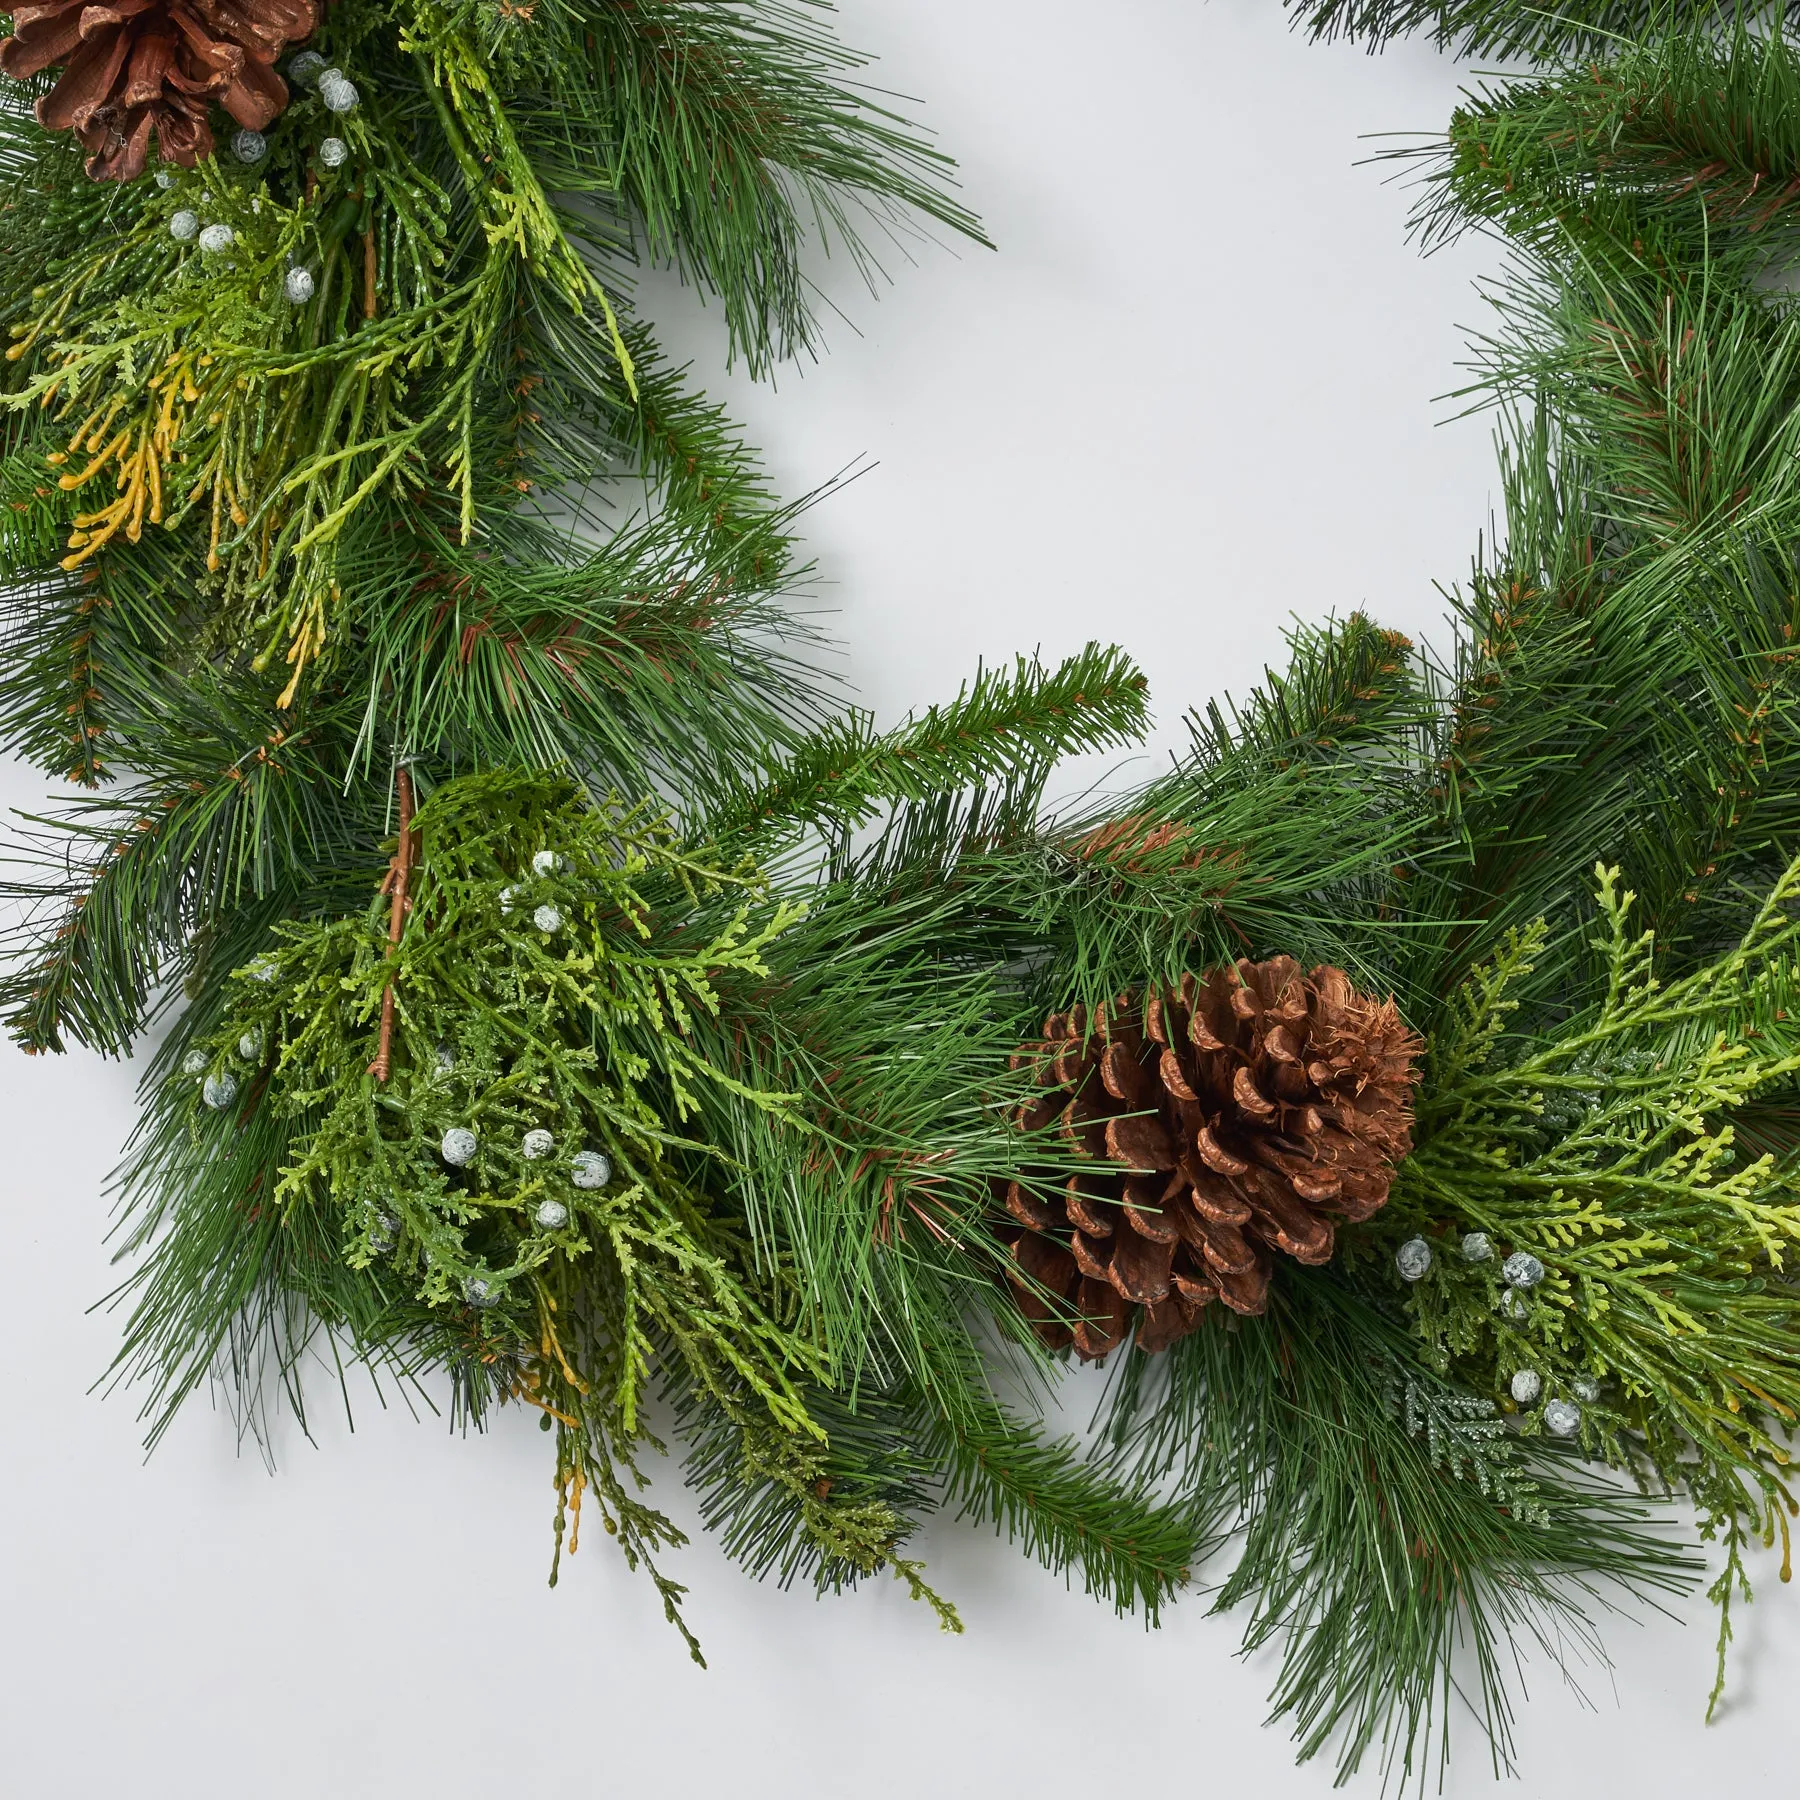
<box><xmin>154</xmin><ymin>768</ymin><xmax>923</xmax><ymax>1651</ymax></box>
<box><xmin>1380</xmin><ymin>860</ymin><xmax>1800</xmax><ymax>1708</ymax></box>
<box><xmin>0</xmin><ymin>0</ymin><xmax>985</xmax><ymax>702</ymax></box>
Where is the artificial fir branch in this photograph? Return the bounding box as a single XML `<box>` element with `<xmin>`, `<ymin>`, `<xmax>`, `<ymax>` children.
<box><xmin>1101</xmin><ymin>1277</ymin><xmax>1697</xmax><ymax>1785</ymax></box>
<box><xmin>1279</xmin><ymin>0</ymin><xmax>1774</xmax><ymax>61</ymax></box>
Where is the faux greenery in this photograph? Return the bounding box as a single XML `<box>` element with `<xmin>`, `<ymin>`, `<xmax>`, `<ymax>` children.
<box><xmin>6</xmin><ymin>0</ymin><xmax>1800</xmax><ymax>1787</ymax></box>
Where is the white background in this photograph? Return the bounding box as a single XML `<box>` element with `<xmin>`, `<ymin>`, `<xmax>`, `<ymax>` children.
<box><xmin>4</xmin><ymin>2</ymin><xmax>1797</xmax><ymax>1793</ymax></box>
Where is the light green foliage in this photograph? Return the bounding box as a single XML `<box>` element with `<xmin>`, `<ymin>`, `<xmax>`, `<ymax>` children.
<box><xmin>1386</xmin><ymin>861</ymin><xmax>1800</xmax><ymax>1707</ymax></box>
<box><xmin>1396</xmin><ymin>860</ymin><xmax>1800</xmax><ymax>1447</ymax></box>
<box><xmin>154</xmin><ymin>765</ymin><xmax>1021</xmax><ymax>1649</ymax></box>
<box><xmin>207</xmin><ymin>772</ymin><xmax>801</xmax><ymax>1318</ymax></box>
<box><xmin>0</xmin><ymin>0</ymin><xmax>983</xmax><ymax>703</ymax></box>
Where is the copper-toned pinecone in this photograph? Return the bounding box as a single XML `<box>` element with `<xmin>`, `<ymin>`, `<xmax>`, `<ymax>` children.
<box><xmin>0</xmin><ymin>0</ymin><xmax>319</xmax><ymax>182</ymax></box>
<box><xmin>1001</xmin><ymin>957</ymin><xmax>1421</xmax><ymax>1358</ymax></box>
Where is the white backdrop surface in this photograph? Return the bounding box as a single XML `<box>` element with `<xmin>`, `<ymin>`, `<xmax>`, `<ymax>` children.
<box><xmin>4</xmin><ymin>4</ymin><xmax>1797</xmax><ymax>1795</ymax></box>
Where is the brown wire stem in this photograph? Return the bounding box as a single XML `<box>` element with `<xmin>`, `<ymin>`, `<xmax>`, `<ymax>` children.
<box><xmin>368</xmin><ymin>763</ymin><xmax>416</xmax><ymax>1082</ymax></box>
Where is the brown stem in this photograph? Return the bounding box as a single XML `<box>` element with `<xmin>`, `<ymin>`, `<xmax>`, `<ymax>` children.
<box><xmin>368</xmin><ymin>764</ymin><xmax>416</xmax><ymax>1082</ymax></box>
<box><xmin>363</xmin><ymin>227</ymin><xmax>379</xmax><ymax>321</ymax></box>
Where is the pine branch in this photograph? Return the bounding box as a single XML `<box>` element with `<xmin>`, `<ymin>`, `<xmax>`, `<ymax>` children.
<box><xmin>1102</xmin><ymin>1275</ymin><xmax>1697</xmax><ymax>1784</ymax></box>
<box><xmin>983</xmin><ymin>614</ymin><xmax>1434</xmax><ymax>1010</ymax></box>
<box><xmin>1280</xmin><ymin>0</ymin><xmax>1782</xmax><ymax>63</ymax></box>
<box><xmin>1407</xmin><ymin>27</ymin><xmax>1800</xmax><ymax>267</ymax></box>
<box><xmin>706</xmin><ymin>643</ymin><xmax>1150</xmax><ymax>846</ymax></box>
<box><xmin>920</xmin><ymin>1376</ymin><xmax>1199</xmax><ymax>1620</ymax></box>
<box><xmin>557</xmin><ymin>0</ymin><xmax>990</xmax><ymax>374</ymax></box>
<box><xmin>674</xmin><ymin>1372</ymin><xmax>944</xmax><ymax>1594</ymax></box>
<box><xmin>0</xmin><ymin>708</ymin><xmax>376</xmax><ymax>1054</ymax></box>
<box><xmin>337</xmin><ymin>500</ymin><xmax>829</xmax><ymax>799</ymax></box>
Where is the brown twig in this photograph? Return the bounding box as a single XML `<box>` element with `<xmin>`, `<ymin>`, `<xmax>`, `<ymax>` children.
<box><xmin>368</xmin><ymin>763</ymin><xmax>416</xmax><ymax>1082</ymax></box>
<box><xmin>363</xmin><ymin>226</ymin><xmax>378</xmax><ymax>321</ymax></box>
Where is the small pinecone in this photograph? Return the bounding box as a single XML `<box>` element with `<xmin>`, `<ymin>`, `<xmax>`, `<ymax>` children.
<box><xmin>0</xmin><ymin>0</ymin><xmax>320</xmax><ymax>182</ymax></box>
<box><xmin>1001</xmin><ymin>957</ymin><xmax>1421</xmax><ymax>1358</ymax></box>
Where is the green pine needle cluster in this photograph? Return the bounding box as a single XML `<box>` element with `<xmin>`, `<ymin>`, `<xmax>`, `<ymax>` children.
<box><xmin>1279</xmin><ymin>0</ymin><xmax>1779</xmax><ymax>61</ymax></box>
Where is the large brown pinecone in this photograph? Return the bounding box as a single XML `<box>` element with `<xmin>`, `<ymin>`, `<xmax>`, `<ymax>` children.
<box><xmin>1001</xmin><ymin>957</ymin><xmax>1421</xmax><ymax>1358</ymax></box>
<box><xmin>0</xmin><ymin>0</ymin><xmax>319</xmax><ymax>182</ymax></box>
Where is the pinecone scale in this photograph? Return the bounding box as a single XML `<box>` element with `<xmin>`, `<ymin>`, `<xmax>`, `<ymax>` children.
<box><xmin>1002</xmin><ymin>957</ymin><xmax>1421</xmax><ymax>1358</ymax></box>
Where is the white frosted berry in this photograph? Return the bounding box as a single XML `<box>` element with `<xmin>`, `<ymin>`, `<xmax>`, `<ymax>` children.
<box><xmin>1543</xmin><ymin>1398</ymin><xmax>1582</xmax><ymax>1437</ymax></box>
<box><xmin>288</xmin><ymin>50</ymin><xmax>326</xmax><ymax>86</ymax></box>
<box><xmin>522</xmin><ymin>1128</ymin><xmax>554</xmax><ymax>1160</ymax></box>
<box><xmin>169</xmin><ymin>210</ymin><xmax>200</xmax><ymax>241</ymax></box>
<box><xmin>203</xmin><ymin>1071</ymin><xmax>239</xmax><ymax>1110</ymax></box>
<box><xmin>1572</xmin><ymin>1375</ymin><xmax>1602</xmax><ymax>1404</ymax></box>
<box><xmin>232</xmin><ymin>129</ymin><xmax>266</xmax><ymax>164</ymax></box>
<box><xmin>441</xmin><ymin>1126</ymin><xmax>478</xmax><ymax>1167</ymax></box>
<box><xmin>283</xmin><ymin>267</ymin><xmax>315</xmax><ymax>304</ymax></box>
<box><xmin>534</xmin><ymin>1199</ymin><xmax>569</xmax><ymax>1230</ymax></box>
<box><xmin>319</xmin><ymin>73</ymin><xmax>359</xmax><ymax>114</ymax></box>
<box><xmin>181</xmin><ymin>1049</ymin><xmax>210</xmax><ymax>1076</ymax></box>
<box><xmin>1503</xmin><ymin>1251</ymin><xmax>1545</xmax><ymax>1288</ymax></box>
<box><xmin>1460</xmin><ymin>1231</ymin><xmax>1492</xmax><ymax>1262</ymax></box>
<box><xmin>531</xmin><ymin>850</ymin><xmax>566</xmax><ymax>877</ymax></box>
<box><xmin>236</xmin><ymin>1030</ymin><xmax>263</xmax><ymax>1062</ymax></box>
<box><xmin>463</xmin><ymin>1276</ymin><xmax>498</xmax><ymax>1309</ymax></box>
<box><xmin>533</xmin><ymin>904</ymin><xmax>563</xmax><ymax>934</ymax></box>
<box><xmin>1395</xmin><ymin>1237</ymin><xmax>1432</xmax><ymax>1282</ymax></box>
<box><xmin>1510</xmin><ymin>1369</ymin><xmax>1542</xmax><ymax>1406</ymax></box>
<box><xmin>318</xmin><ymin>137</ymin><xmax>349</xmax><ymax>169</ymax></box>
<box><xmin>198</xmin><ymin>224</ymin><xmax>234</xmax><ymax>253</ymax></box>
<box><xmin>571</xmin><ymin>1151</ymin><xmax>611</xmax><ymax>1191</ymax></box>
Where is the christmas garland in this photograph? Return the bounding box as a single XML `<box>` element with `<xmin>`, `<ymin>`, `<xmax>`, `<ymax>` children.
<box><xmin>5</xmin><ymin>0</ymin><xmax>1800</xmax><ymax>1783</ymax></box>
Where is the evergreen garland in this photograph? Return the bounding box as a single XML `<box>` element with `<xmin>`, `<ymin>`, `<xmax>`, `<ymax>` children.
<box><xmin>5</xmin><ymin>0</ymin><xmax>1800</xmax><ymax>1785</ymax></box>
